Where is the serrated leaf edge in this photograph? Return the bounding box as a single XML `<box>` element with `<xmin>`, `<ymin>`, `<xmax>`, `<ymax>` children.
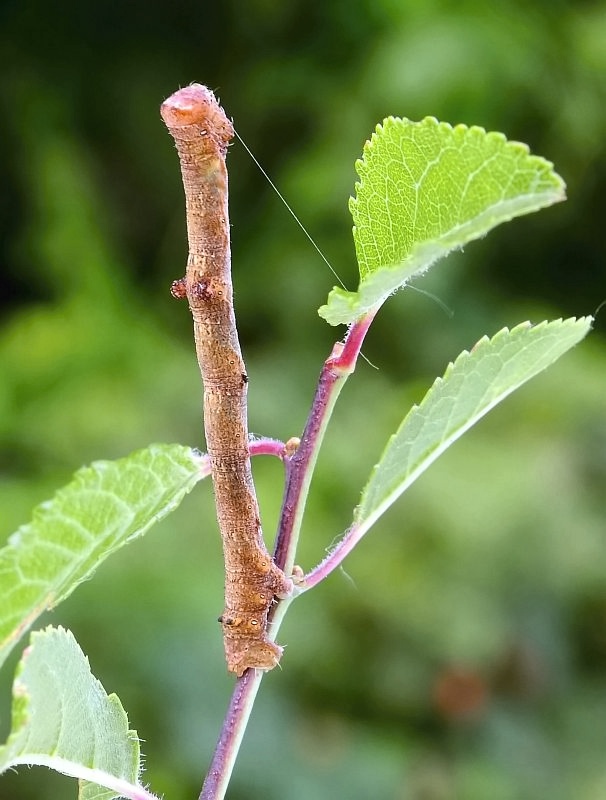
<box><xmin>0</xmin><ymin>626</ymin><xmax>161</xmax><ymax>800</ymax></box>
<box><xmin>0</xmin><ymin>443</ymin><xmax>206</xmax><ymax>669</ymax></box>
<box><xmin>320</xmin><ymin>116</ymin><xmax>566</xmax><ymax>326</ymax></box>
<box><xmin>354</xmin><ymin>316</ymin><xmax>592</xmax><ymax>534</ymax></box>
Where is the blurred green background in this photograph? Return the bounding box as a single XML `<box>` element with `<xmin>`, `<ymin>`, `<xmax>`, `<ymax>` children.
<box><xmin>1</xmin><ymin>1</ymin><xmax>605</xmax><ymax>798</ymax></box>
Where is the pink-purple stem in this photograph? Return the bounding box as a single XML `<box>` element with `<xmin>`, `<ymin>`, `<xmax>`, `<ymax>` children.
<box><xmin>249</xmin><ymin>437</ymin><xmax>290</xmax><ymax>460</ymax></box>
<box><xmin>199</xmin><ymin>669</ymin><xmax>261</xmax><ymax>800</ymax></box>
<box><xmin>273</xmin><ymin>313</ymin><xmax>374</xmax><ymax>574</ymax></box>
<box><xmin>198</xmin><ymin>438</ymin><xmax>292</xmax><ymax>481</ymax></box>
<box><xmin>303</xmin><ymin>521</ymin><xmax>363</xmax><ymax>589</ymax></box>
<box><xmin>199</xmin><ymin>312</ymin><xmax>375</xmax><ymax>800</ymax></box>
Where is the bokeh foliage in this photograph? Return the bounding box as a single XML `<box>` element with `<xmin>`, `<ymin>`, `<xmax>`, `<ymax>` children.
<box><xmin>1</xmin><ymin>1</ymin><xmax>605</xmax><ymax>798</ymax></box>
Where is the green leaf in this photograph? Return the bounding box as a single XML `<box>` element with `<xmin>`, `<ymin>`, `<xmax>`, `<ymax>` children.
<box><xmin>0</xmin><ymin>626</ymin><xmax>159</xmax><ymax>800</ymax></box>
<box><xmin>354</xmin><ymin>317</ymin><xmax>591</xmax><ymax>535</ymax></box>
<box><xmin>0</xmin><ymin>444</ymin><xmax>208</xmax><ymax>670</ymax></box>
<box><xmin>319</xmin><ymin>117</ymin><xmax>566</xmax><ymax>325</ymax></box>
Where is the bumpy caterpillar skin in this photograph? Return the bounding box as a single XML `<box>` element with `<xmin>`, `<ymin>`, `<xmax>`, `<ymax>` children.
<box><xmin>161</xmin><ymin>85</ymin><xmax>292</xmax><ymax>676</ymax></box>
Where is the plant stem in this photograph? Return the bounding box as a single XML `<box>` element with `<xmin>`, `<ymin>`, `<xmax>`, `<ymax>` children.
<box><xmin>273</xmin><ymin>313</ymin><xmax>375</xmax><ymax>575</ymax></box>
<box><xmin>248</xmin><ymin>437</ymin><xmax>290</xmax><ymax>460</ymax></box>
<box><xmin>199</xmin><ymin>669</ymin><xmax>263</xmax><ymax>800</ymax></box>
<box><xmin>302</xmin><ymin>521</ymin><xmax>366</xmax><ymax>589</ymax></box>
<box><xmin>197</xmin><ymin>438</ymin><xmax>290</xmax><ymax>485</ymax></box>
<box><xmin>199</xmin><ymin>314</ymin><xmax>374</xmax><ymax>800</ymax></box>
<box><xmin>161</xmin><ymin>85</ymin><xmax>292</xmax><ymax>677</ymax></box>
<box><xmin>267</xmin><ymin>314</ymin><xmax>375</xmax><ymax>645</ymax></box>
